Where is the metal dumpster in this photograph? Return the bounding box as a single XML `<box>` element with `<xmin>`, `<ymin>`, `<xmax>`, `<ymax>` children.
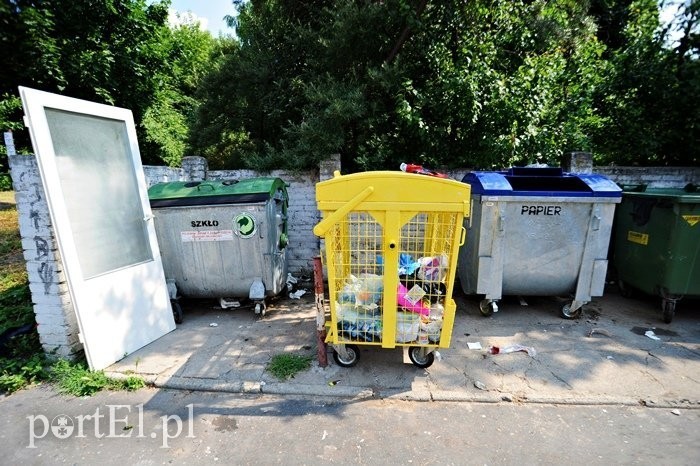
<box><xmin>613</xmin><ymin>184</ymin><xmax>700</xmax><ymax>323</ymax></box>
<box><xmin>458</xmin><ymin>167</ymin><xmax>621</xmax><ymax>318</ymax></box>
<box><xmin>148</xmin><ymin>178</ymin><xmax>289</xmax><ymax>316</ymax></box>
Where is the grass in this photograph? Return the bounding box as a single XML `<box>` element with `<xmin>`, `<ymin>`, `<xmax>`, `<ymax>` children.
<box><xmin>51</xmin><ymin>359</ymin><xmax>145</xmax><ymax>396</ymax></box>
<box><xmin>0</xmin><ymin>190</ymin><xmax>45</xmax><ymax>393</ymax></box>
<box><xmin>0</xmin><ymin>191</ymin><xmax>146</xmax><ymax>395</ymax></box>
<box><xmin>267</xmin><ymin>353</ymin><xmax>313</xmax><ymax>380</ymax></box>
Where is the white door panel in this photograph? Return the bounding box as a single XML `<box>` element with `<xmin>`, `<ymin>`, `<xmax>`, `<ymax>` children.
<box><xmin>20</xmin><ymin>87</ymin><xmax>175</xmax><ymax>370</ymax></box>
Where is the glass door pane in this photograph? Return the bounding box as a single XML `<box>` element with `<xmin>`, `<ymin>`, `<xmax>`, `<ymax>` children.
<box><xmin>45</xmin><ymin>108</ymin><xmax>153</xmax><ymax>279</ymax></box>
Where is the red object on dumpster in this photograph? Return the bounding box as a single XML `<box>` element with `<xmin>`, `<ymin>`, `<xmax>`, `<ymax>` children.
<box><xmin>400</xmin><ymin>163</ymin><xmax>449</xmax><ymax>178</ymax></box>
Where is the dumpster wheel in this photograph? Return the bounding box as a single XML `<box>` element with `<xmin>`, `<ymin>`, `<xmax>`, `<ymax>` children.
<box><xmin>560</xmin><ymin>302</ymin><xmax>582</xmax><ymax>319</ymax></box>
<box><xmin>409</xmin><ymin>347</ymin><xmax>435</xmax><ymax>368</ymax></box>
<box><xmin>171</xmin><ymin>300</ymin><xmax>183</xmax><ymax>324</ymax></box>
<box><xmin>479</xmin><ymin>299</ymin><xmax>498</xmax><ymax>317</ymax></box>
<box><xmin>333</xmin><ymin>344</ymin><xmax>360</xmax><ymax>367</ymax></box>
<box><xmin>662</xmin><ymin>299</ymin><xmax>676</xmax><ymax>324</ymax></box>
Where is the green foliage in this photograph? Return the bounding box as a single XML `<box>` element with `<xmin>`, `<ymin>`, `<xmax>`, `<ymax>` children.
<box><xmin>192</xmin><ymin>1</ymin><xmax>609</xmax><ymax>170</ymax></box>
<box><xmin>0</xmin><ymin>94</ymin><xmax>23</xmax><ymax>187</ymax></box>
<box><xmin>0</xmin><ymin>353</ymin><xmax>47</xmax><ymax>393</ymax></box>
<box><xmin>0</xmin><ymin>191</ymin><xmax>46</xmax><ymax>394</ymax></box>
<box><xmin>1</xmin><ymin>0</ymin><xmax>169</xmax><ymax>158</ymax></box>
<box><xmin>591</xmin><ymin>0</ymin><xmax>699</xmax><ymax>166</ymax></box>
<box><xmin>2</xmin><ymin>0</ymin><xmax>698</xmax><ymax>171</ymax></box>
<box><xmin>0</xmin><ymin>0</ymin><xmax>221</xmax><ymax>166</ymax></box>
<box><xmin>0</xmin><ymin>175</ymin><xmax>11</xmax><ymax>192</ymax></box>
<box><xmin>267</xmin><ymin>353</ymin><xmax>313</xmax><ymax>380</ymax></box>
<box><xmin>140</xmin><ymin>20</ymin><xmax>221</xmax><ymax>166</ymax></box>
<box><xmin>192</xmin><ymin>0</ymin><xmax>699</xmax><ymax>170</ymax></box>
<box><xmin>51</xmin><ymin>359</ymin><xmax>109</xmax><ymax>396</ymax></box>
<box><xmin>51</xmin><ymin>359</ymin><xmax>145</xmax><ymax>396</ymax></box>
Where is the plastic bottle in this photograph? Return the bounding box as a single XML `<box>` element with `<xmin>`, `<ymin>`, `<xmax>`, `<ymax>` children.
<box><xmin>400</xmin><ymin>163</ymin><xmax>449</xmax><ymax>178</ymax></box>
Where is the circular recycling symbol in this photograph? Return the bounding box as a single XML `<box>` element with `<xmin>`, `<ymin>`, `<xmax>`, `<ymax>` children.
<box><xmin>234</xmin><ymin>213</ymin><xmax>257</xmax><ymax>238</ymax></box>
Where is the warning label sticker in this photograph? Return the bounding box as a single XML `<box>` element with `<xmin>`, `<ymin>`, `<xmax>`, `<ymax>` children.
<box><xmin>627</xmin><ymin>231</ymin><xmax>649</xmax><ymax>246</ymax></box>
<box><xmin>181</xmin><ymin>230</ymin><xmax>234</xmax><ymax>242</ymax></box>
<box><xmin>682</xmin><ymin>215</ymin><xmax>700</xmax><ymax>227</ymax></box>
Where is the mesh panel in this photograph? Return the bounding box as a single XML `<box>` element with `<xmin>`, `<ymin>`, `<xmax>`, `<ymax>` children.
<box><xmin>328</xmin><ymin>212</ymin><xmax>383</xmax><ymax>343</ymax></box>
<box><xmin>397</xmin><ymin>212</ymin><xmax>459</xmax><ymax>344</ymax></box>
<box><xmin>325</xmin><ymin>210</ymin><xmax>461</xmax><ymax>346</ymax></box>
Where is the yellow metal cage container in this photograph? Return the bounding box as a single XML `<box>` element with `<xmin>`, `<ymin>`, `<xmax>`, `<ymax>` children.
<box><xmin>314</xmin><ymin>171</ymin><xmax>470</xmax><ymax>368</ymax></box>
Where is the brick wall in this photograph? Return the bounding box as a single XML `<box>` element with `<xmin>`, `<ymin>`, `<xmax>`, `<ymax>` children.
<box><xmin>204</xmin><ymin>167</ymin><xmax>323</xmax><ymax>275</ymax></box>
<box><xmin>594</xmin><ymin>166</ymin><xmax>699</xmax><ymax>188</ymax></box>
<box><xmin>8</xmin><ymin>154</ymin><xmax>81</xmax><ymax>358</ymax></box>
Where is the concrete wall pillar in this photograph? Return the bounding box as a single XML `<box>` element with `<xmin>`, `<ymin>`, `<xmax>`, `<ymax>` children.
<box><xmin>319</xmin><ymin>154</ymin><xmax>341</xmax><ymax>181</ymax></box>
<box><xmin>181</xmin><ymin>156</ymin><xmax>208</xmax><ymax>182</ymax></box>
<box><xmin>561</xmin><ymin>151</ymin><xmax>593</xmax><ymax>174</ymax></box>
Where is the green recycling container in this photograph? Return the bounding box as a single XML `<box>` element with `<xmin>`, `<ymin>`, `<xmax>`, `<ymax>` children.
<box><xmin>148</xmin><ymin>178</ymin><xmax>289</xmax><ymax>316</ymax></box>
<box><xmin>612</xmin><ymin>185</ymin><xmax>700</xmax><ymax>323</ymax></box>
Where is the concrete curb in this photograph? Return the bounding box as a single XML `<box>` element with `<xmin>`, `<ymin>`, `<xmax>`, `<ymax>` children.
<box><xmin>107</xmin><ymin>370</ymin><xmax>700</xmax><ymax>409</ymax></box>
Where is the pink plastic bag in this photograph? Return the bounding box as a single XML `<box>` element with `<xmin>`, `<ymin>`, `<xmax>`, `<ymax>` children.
<box><xmin>397</xmin><ymin>283</ymin><xmax>430</xmax><ymax>316</ymax></box>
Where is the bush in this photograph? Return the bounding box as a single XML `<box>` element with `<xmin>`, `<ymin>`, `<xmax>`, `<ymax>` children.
<box><xmin>0</xmin><ymin>174</ymin><xmax>11</xmax><ymax>192</ymax></box>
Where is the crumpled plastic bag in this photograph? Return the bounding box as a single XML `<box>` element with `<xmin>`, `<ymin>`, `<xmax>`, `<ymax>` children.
<box><xmin>420</xmin><ymin>303</ymin><xmax>444</xmax><ymax>342</ymax></box>
<box><xmin>488</xmin><ymin>344</ymin><xmax>537</xmax><ymax>358</ymax></box>
<box><xmin>289</xmin><ymin>289</ymin><xmax>306</xmax><ymax>299</ymax></box>
<box><xmin>397</xmin><ymin>283</ymin><xmax>430</xmax><ymax>315</ymax></box>
<box><xmin>396</xmin><ymin>311</ymin><xmax>420</xmax><ymax>343</ymax></box>
<box><xmin>338</xmin><ymin>274</ymin><xmax>384</xmax><ymax>306</ymax></box>
<box><xmin>417</xmin><ymin>254</ymin><xmax>449</xmax><ymax>282</ymax></box>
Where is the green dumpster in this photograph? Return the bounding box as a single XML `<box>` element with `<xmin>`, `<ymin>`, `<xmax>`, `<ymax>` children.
<box><xmin>148</xmin><ymin>178</ymin><xmax>289</xmax><ymax>317</ymax></box>
<box><xmin>612</xmin><ymin>184</ymin><xmax>700</xmax><ymax>323</ymax></box>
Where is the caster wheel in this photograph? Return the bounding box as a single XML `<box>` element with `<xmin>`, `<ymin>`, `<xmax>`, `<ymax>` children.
<box><xmin>255</xmin><ymin>302</ymin><xmax>266</xmax><ymax>316</ymax></box>
<box><xmin>408</xmin><ymin>346</ymin><xmax>435</xmax><ymax>368</ymax></box>
<box><xmin>479</xmin><ymin>299</ymin><xmax>498</xmax><ymax>317</ymax></box>
<box><xmin>171</xmin><ymin>300</ymin><xmax>183</xmax><ymax>324</ymax></box>
<box><xmin>560</xmin><ymin>302</ymin><xmax>582</xmax><ymax>319</ymax></box>
<box><xmin>333</xmin><ymin>344</ymin><xmax>360</xmax><ymax>367</ymax></box>
<box><xmin>662</xmin><ymin>299</ymin><xmax>675</xmax><ymax>324</ymax></box>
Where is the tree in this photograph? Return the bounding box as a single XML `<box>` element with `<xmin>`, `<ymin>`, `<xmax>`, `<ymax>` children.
<box><xmin>592</xmin><ymin>0</ymin><xmax>699</xmax><ymax>166</ymax></box>
<box><xmin>141</xmin><ymin>18</ymin><xmax>223</xmax><ymax>166</ymax></box>
<box><xmin>0</xmin><ymin>0</ymin><xmax>221</xmax><ymax>169</ymax></box>
<box><xmin>192</xmin><ymin>0</ymin><xmax>613</xmax><ymax>171</ymax></box>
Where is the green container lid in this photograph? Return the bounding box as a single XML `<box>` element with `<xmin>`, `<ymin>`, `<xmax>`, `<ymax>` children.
<box><xmin>149</xmin><ymin>178</ymin><xmax>288</xmax><ymax>208</ymax></box>
<box><xmin>621</xmin><ymin>184</ymin><xmax>700</xmax><ymax>204</ymax></box>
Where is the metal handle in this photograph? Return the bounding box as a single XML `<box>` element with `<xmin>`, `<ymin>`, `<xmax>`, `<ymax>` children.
<box><xmin>196</xmin><ymin>183</ymin><xmax>215</xmax><ymax>192</ymax></box>
<box><xmin>468</xmin><ymin>199</ymin><xmax>473</xmax><ymax>229</ymax></box>
<box><xmin>313</xmin><ymin>186</ymin><xmax>375</xmax><ymax>237</ymax></box>
<box><xmin>459</xmin><ymin>226</ymin><xmax>467</xmax><ymax>246</ymax></box>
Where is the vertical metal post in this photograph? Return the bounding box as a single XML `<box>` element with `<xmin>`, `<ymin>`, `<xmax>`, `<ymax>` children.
<box><xmin>313</xmin><ymin>256</ymin><xmax>328</xmax><ymax>367</ymax></box>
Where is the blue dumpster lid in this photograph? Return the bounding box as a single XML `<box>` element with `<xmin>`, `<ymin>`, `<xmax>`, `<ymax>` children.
<box><xmin>148</xmin><ymin>178</ymin><xmax>288</xmax><ymax>208</ymax></box>
<box><xmin>462</xmin><ymin>167</ymin><xmax>622</xmax><ymax>197</ymax></box>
